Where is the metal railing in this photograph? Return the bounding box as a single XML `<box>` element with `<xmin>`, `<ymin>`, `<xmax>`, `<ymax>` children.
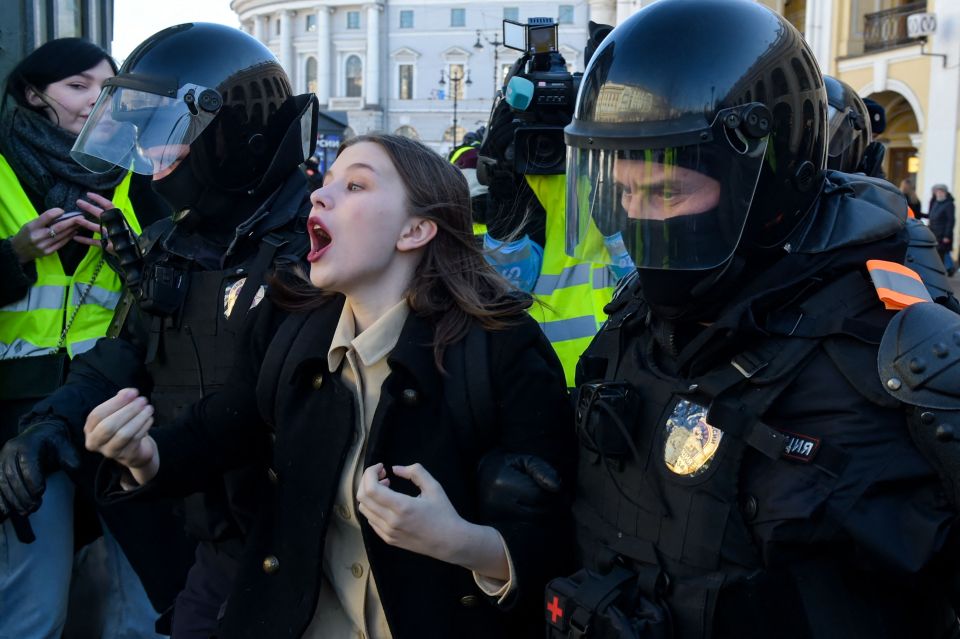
<box><xmin>863</xmin><ymin>2</ymin><xmax>927</xmax><ymax>52</ymax></box>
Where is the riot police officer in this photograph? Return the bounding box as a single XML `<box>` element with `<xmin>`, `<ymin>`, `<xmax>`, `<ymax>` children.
<box><xmin>824</xmin><ymin>75</ymin><xmax>872</xmax><ymax>175</ymax></box>
<box><xmin>0</xmin><ymin>23</ymin><xmax>318</xmax><ymax>636</ymax></box>
<box><xmin>550</xmin><ymin>1</ymin><xmax>960</xmax><ymax>637</ymax></box>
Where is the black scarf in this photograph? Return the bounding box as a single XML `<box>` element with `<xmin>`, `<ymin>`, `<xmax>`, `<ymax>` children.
<box><xmin>0</xmin><ymin>101</ymin><xmax>126</xmax><ymax>211</ymax></box>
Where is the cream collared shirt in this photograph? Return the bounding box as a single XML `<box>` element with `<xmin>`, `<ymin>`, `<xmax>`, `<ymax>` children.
<box><xmin>304</xmin><ymin>298</ymin><xmax>513</xmax><ymax>639</ymax></box>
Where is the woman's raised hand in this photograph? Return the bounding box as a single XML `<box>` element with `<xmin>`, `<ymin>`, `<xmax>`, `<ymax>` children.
<box><xmin>9</xmin><ymin>208</ymin><xmax>83</xmax><ymax>263</ymax></box>
<box><xmin>84</xmin><ymin>388</ymin><xmax>159</xmax><ymax>486</ymax></box>
<box><xmin>357</xmin><ymin>462</ymin><xmax>508</xmax><ymax>581</ymax></box>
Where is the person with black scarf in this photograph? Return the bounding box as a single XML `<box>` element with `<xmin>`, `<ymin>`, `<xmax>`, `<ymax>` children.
<box><xmin>0</xmin><ymin>37</ymin><xmax>169</xmax><ymax>638</ymax></box>
<box><xmin>0</xmin><ymin>23</ymin><xmax>323</xmax><ymax>638</ymax></box>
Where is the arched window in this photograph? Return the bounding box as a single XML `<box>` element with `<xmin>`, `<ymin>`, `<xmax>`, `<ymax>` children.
<box><xmin>345</xmin><ymin>55</ymin><xmax>363</xmax><ymax>98</ymax></box>
<box><xmin>443</xmin><ymin>125</ymin><xmax>467</xmax><ymax>144</ymax></box>
<box><xmin>305</xmin><ymin>57</ymin><xmax>318</xmax><ymax>94</ymax></box>
<box><xmin>395</xmin><ymin>125</ymin><xmax>420</xmax><ymax>140</ymax></box>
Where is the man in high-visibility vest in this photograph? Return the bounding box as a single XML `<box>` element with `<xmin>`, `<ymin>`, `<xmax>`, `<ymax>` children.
<box><xmin>474</xmin><ymin>98</ymin><xmax>617</xmax><ymax>386</ymax></box>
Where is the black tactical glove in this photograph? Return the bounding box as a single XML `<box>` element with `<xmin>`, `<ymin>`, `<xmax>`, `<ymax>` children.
<box><xmin>0</xmin><ymin>421</ymin><xmax>80</xmax><ymax>520</ymax></box>
<box><xmin>477</xmin><ymin>450</ymin><xmax>564</xmax><ymax>521</ymax></box>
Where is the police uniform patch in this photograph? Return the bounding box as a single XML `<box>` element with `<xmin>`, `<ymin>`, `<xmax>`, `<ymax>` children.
<box><xmin>663</xmin><ymin>399</ymin><xmax>724</xmax><ymax>477</ymax></box>
<box><xmin>223</xmin><ymin>277</ymin><xmax>265</xmax><ymax>320</ymax></box>
<box><xmin>779</xmin><ymin>429</ymin><xmax>820</xmax><ymax>462</ymax></box>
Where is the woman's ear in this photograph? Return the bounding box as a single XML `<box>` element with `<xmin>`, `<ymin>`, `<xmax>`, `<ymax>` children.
<box><xmin>24</xmin><ymin>86</ymin><xmax>46</xmax><ymax>109</ymax></box>
<box><xmin>397</xmin><ymin>217</ymin><xmax>438</xmax><ymax>252</ymax></box>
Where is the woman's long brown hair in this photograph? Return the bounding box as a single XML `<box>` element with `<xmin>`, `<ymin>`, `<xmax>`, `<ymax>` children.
<box><xmin>271</xmin><ymin>133</ymin><xmax>532</xmax><ymax>367</ymax></box>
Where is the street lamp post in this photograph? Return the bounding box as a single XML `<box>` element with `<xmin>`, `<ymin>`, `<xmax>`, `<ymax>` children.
<box><xmin>439</xmin><ymin>68</ymin><xmax>472</xmax><ymax>148</ymax></box>
<box><xmin>473</xmin><ymin>29</ymin><xmax>505</xmax><ymax>96</ymax></box>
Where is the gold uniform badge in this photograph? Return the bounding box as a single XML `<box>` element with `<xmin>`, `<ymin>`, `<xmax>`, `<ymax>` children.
<box><xmin>223</xmin><ymin>277</ymin><xmax>265</xmax><ymax>320</ymax></box>
<box><xmin>663</xmin><ymin>399</ymin><xmax>724</xmax><ymax>477</ymax></box>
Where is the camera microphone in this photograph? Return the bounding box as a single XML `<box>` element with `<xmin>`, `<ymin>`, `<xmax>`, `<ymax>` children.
<box><xmin>505</xmin><ymin>77</ymin><xmax>535</xmax><ymax>111</ymax></box>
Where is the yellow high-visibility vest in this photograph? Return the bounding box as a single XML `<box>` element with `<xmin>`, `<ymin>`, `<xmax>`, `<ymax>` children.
<box><xmin>449</xmin><ymin>144</ymin><xmax>477</xmax><ymax>165</ymax></box>
<box><xmin>0</xmin><ymin>154</ymin><xmax>140</xmax><ymax>359</ymax></box>
<box><xmin>525</xmin><ymin>174</ymin><xmax>616</xmax><ymax>386</ymax></box>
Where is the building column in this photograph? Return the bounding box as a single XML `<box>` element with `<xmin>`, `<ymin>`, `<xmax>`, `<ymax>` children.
<box><xmin>279</xmin><ymin>10</ymin><xmax>295</xmax><ymax>86</ymax></box>
<box><xmin>922</xmin><ymin>2</ymin><xmax>960</xmax><ymax>202</ymax></box>
<box><xmin>365</xmin><ymin>3</ymin><xmax>382</xmax><ymax>107</ymax></box>
<box><xmin>316</xmin><ymin>6</ymin><xmax>331</xmax><ymax>105</ymax></box>
<box><xmin>253</xmin><ymin>14</ymin><xmax>267</xmax><ymax>43</ymax></box>
<box><xmin>803</xmin><ymin>0</ymin><xmax>834</xmax><ymax>74</ymax></box>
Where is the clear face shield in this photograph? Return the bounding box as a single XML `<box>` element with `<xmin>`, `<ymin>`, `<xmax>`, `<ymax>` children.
<box><xmin>71</xmin><ymin>75</ymin><xmax>222</xmax><ymax>176</ymax></box>
<box><xmin>565</xmin><ymin>107</ymin><xmax>770</xmax><ymax>271</ymax></box>
<box><xmin>826</xmin><ymin>103</ymin><xmax>865</xmax><ymax>161</ymax></box>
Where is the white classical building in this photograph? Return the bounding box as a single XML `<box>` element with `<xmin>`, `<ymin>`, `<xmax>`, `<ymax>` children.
<box><xmin>230</xmin><ymin>0</ymin><xmax>620</xmax><ymax>153</ymax></box>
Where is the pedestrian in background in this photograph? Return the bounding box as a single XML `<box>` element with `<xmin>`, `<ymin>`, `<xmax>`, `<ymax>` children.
<box><xmin>900</xmin><ymin>177</ymin><xmax>923</xmax><ymax>219</ymax></box>
<box><xmin>928</xmin><ymin>183</ymin><xmax>955</xmax><ymax>275</ymax></box>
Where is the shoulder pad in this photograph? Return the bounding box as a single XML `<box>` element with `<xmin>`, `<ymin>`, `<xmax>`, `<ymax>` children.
<box><xmin>878</xmin><ymin>302</ymin><xmax>960</xmax><ymax>410</ymax></box>
<box><xmin>904</xmin><ymin>219</ymin><xmax>954</xmax><ymax>301</ymax></box>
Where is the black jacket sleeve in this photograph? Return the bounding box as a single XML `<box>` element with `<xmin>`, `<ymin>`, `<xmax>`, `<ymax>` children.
<box><xmin>97</xmin><ymin>297</ymin><xmax>289</xmax><ymax>502</ymax></box>
<box><xmin>945</xmin><ymin>201</ymin><xmax>955</xmax><ymax>243</ymax></box>
<box><xmin>483</xmin><ymin>314</ymin><xmax>577</xmax><ymax>609</ymax></box>
<box><xmin>18</xmin><ymin>298</ymin><xmax>150</xmax><ymax>441</ymax></box>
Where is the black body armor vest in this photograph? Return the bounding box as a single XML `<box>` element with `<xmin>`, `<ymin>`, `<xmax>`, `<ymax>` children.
<box><xmin>564</xmin><ymin>254</ymin><xmax>940</xmax><ymax>639</ymax></box>
<box><xmin>130</xmin><ymin>176</ymin><xmax>310</xmax><ymax>542</ymax></box>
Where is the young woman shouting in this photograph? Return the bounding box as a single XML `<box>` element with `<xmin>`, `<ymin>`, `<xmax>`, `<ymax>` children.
<box><xmin>84</xmin><ymin>134</ymin><xmax>575</xmax><ymax>638</ymax></box>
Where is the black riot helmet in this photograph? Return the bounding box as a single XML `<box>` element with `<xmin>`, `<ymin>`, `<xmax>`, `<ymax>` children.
<box><xmin>72</xmin><ymin>23</ymin><xmax>318</xmax><ymax>222</ymax></box>
<box><xmin>824</xmin><ymin>75</ymin><xmax>871</xmax><ymax>173</ymax></box>
<box><xmin>565</xmin><ymin>0</ymin><xmax>828</xmax><ymax>290</ymax></box>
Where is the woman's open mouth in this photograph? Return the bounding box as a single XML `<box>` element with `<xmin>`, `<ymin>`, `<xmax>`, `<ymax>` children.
<box><xmin>307</xmin><ymin>219</ymin><xmax>332</xmax><ymax>262</ymax></box>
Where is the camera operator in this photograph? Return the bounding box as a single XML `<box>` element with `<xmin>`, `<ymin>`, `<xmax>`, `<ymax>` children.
<box><xmin>475</xmin><ymin>19</ymin><xmax>617</xmax><ymax>385</ymax></box>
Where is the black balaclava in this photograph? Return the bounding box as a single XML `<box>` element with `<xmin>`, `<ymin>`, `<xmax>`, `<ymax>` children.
<box><xmin>151</xmin><ymin>153</ymin><xmax>259</xmax><ymax>246</ymax></box>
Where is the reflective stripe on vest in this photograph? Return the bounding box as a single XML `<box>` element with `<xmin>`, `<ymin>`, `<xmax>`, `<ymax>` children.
<box><xmin>866</xmin><ymin>259</ymin><xmax>933</xmax><ymax>310</ymax></box>
<box><xmin>449</xmin><ymin>145</ymin><xmax>476</xmax><ymax>165</ymax></box>
<box><xmin>0</xmin><ymin>154</ymin><xmax>140</xmax><ymax>359</ymax></box>
<box><xmin>525</xmin><ymin>173</ymin><xmax>615</xmax><ymax>386</ymax></box>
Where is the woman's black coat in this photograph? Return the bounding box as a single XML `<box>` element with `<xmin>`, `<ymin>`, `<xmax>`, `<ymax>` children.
<box><xmin>102</xmin><ymin>294</ymin><xmax>576</xmax><ymax>638</ymax></box>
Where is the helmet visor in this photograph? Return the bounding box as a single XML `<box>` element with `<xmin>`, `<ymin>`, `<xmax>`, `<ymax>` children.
<box><xmin>71</xmin><ymin>81</ymin><xmax>219</xmax><ymax>175</ymax></box>
<box><xmin>826</xmin><ymin>104</ymin><xmax>863</xmax><ymax>159</ymax></box>
<box><xmin>565</xmin><ymin>112</ymin><xmax>768</xmax><ymax>271</ymax></box>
